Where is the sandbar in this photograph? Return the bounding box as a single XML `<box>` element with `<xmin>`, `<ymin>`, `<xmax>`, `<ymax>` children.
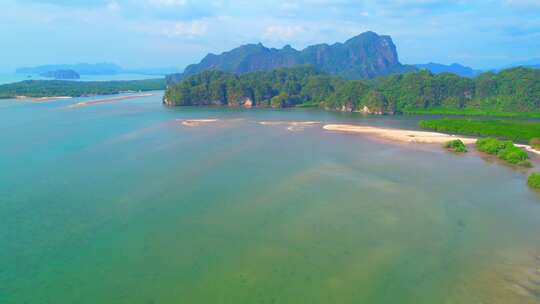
<box><xmin>67</xmin><ymin>93</ymin><xmax>155</xmax><ymax>109</ymax></box>
<box><xmin>323</xmin><ymin>124</ymin><xmax>540</xmax><ymax>155</ymax></box>
<box><xmin>177</xmin><ymin>119</ymin><xmax>218</xmax><ymax>127</ymax></box>
<box><xmin>16</xmin><ymin>96</ymin><xmax>73</xmax><ymax>102</ymax></box>
<box><xmin>323</xmin><ymin>124</ymin><xmax>477</xmax><ymax>144</ymax></box>
<box><xmin>259</xmin><ymin>121</ymin><xmax>321</xmax><ymax>131</ymax></box>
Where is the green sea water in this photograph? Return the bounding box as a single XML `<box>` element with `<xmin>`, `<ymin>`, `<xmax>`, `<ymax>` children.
<box><xmin>1</xmin><ymin>93</ymin><xmax>540</xmax><ymax>303</ymax></box>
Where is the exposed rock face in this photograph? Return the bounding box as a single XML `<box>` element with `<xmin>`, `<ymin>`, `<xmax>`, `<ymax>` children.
<box><xmin>360</xmin><ymin>105</ymin><xmax>384</xmax><ymax>115</ymax></box>
<box><xmin>339</xmin><ymin>103</ymin><xmax>355</xmax><ymax>112</ymax></box>
<box><xmin>40</xmin><ymin>69</ymin><xmax>80</xmax><ymax>80</ymax></box>
<box><xmin>167</xmin><ymin>31</ymin><xmax>414</xmax><ymax>84</ymax></box>
<box><xmin>243</xmin><ymin>98</ymin><xmax>253</xmax><ymax>108</ymax></box>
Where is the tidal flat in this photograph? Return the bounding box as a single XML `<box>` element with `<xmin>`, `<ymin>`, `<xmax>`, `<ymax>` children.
<box><xmin>1</xmin><ymin>93</ymin><xmax>540</xmax><ymax>303</ymax></box>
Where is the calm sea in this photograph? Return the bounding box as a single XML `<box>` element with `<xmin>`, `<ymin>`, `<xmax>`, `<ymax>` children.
<box><xmin>1</xmin><ymin>92</ymin><xmax>539</xmax><ymax>303</ymax></box>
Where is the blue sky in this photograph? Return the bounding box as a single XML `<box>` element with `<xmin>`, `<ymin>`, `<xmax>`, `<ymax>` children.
<box><xmin>2</xmin><ymin>0</ymin><xmax>540</xmax><ymax>72</ymax></box>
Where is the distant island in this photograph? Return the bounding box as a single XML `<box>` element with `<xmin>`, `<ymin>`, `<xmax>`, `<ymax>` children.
<box><xmin>16</xmin><ymin>63</ymin><xmax>179</xmax><ymax>76</ymax></box>
<box><xmin>7</xmin><ymin>30</ymin><xmax>540</xmax><ymax>117</ymax></box>
<box><xmin>0</xmin><ymin>79</ymin><xmax>165</xmax><ymax>98</ymax></box>
<box><xmin>39</xmin><ymin>69</ymin><xmax>80</xmax><ymax>80</ymax></box>
<box><xmin>414</xmin><ymin>63</ymin><xmax>481</xmax><ymax>77</ymax></box>
<box><xmin>499</xmin><ymin>58</ymin><xmax>540</xmax><ymax>71</ymax></box>
<box><xmin>164</xmin><ymin>65</ymin><xmax>540</xmax><ymax>116</ymax></box>
<box><xmin>17</xmin><ymin>63</ymin><xmax>123</xmax><ymax>75</ymax></box>
<box><xmin>163</xmin><ymin>31</ymin><xmax>540</xmax><ymax>85</ymax></box>
<box><xmin>167</xmin><ymin>31</ymin><xmax>415</xmax><ymax>84</ymax></box>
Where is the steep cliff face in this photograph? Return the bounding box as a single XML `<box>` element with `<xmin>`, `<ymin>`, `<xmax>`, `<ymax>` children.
<box><xmin>167</xmin><ymin>31</ymin><xmax>413</xmax><ymax>84</ymax></box>
<box><xmin>301</xmin><ymin>31</ymin><xmax>406</xmax><ymax>79</ymax></box>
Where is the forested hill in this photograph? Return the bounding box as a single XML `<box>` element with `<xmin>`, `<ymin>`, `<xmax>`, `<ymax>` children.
<box><xmin>163</xmin><ymin>66</ymin><xmax>540</xmax><ymax>114</ymax></box>
<box><xmin>167</xmin><ymin>31</ymin><xmax>414</xmax><ymax>84</ymax></box>
<box><xmin>0</xmin><ymin>79</ymin><xmax>165</xmax><ymax>98</ymax></box>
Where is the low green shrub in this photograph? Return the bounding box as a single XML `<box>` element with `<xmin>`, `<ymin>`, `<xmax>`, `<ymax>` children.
<box><xmin>419</xmin><ymin>118</ymin><xmax>540</xmax><ymax>143</ymax></box>
<box><xmin>497</xmin><ymin>146</ymin><xmax>530</xmax><ymax>165</ymax></box>
<box><xmin>476</xmin><ymin>138</ymin><xmax>513</xmax><ymax>154</ymax></box>
<box><xmin>528</xmin><ymin>173</ymin><xmax>540</xmax><ymax>189</ymax></box>
<box><xmin>445</xmin><ymin>139</ymin><xmax>467</xmax><ymax>153</ymax></box>
<box><xmin>476</xmin><ymin>137</ymin><xmax>531</xmax><ymax>167</ymax></box>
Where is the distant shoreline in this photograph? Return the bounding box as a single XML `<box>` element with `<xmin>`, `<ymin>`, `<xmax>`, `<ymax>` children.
<box><xmin>67</xmin><ymin>93</ymin><xmax>156</xmax><ymax>108</ymax></box>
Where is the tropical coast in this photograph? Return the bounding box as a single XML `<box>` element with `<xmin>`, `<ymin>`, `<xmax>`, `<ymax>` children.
<box><xmin>323</xmin><ymin>123</ymin><xmax>540</xmax><ymax>157</ymax></box>
<box><xmin>323</xmin><ymin>124</ymin><xmax>478</xmax><ymax>144</ymax></box>
<box><xmin>5</xmin><ymin>1</ymin><xmax>540</xmax><ymax>302</ymax></box>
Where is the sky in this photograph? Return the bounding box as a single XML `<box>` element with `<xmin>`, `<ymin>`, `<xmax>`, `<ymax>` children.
<box><xmin>1</xmin><ymin>0</ymin><xmax>540</xmax><ymax>72</ymax></box>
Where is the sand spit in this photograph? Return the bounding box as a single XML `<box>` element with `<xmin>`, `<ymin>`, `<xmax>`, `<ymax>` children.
<box><xmin>323</xmin><ymin>124</ymin><xmax>540</xmax><ymax>156</ymax></box>
<box><xmin>323</xmin><ymin>124</ymin><xmax>478</xmax><ymax>144</ymax></box>
<box><xmin>515</xmin><ymin>144</ymin><xmax>540</xmax><ymax>156</ymax></box>
<box><xmin>177</xmin><ymin>119</ymin><xmax>219</xmax><ymax>127</ymax></box>
<box><xmin>16</xmin><ymin>96</ymin><xmax>73</xmax><ymax>102</ymax></box>
<box><xmin>67</xmin><ymin>93</ymin><xmax>155</xmax><ymax>109</ymax></box>
<box><xmin>259</xmin><ymin>121</ymin><xmax>321</xmax><ymax>131</ymax></box>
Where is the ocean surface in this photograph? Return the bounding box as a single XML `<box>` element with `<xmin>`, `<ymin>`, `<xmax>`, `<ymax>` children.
<box><xmin>0</xmin><ymin>73</ymin><xmax>163</xmax><ymax>85</ymax></box>
<box><xmin>1</xmin><ymin>92</ymin><xmax>540</xmax><ymax>304</ymax></box>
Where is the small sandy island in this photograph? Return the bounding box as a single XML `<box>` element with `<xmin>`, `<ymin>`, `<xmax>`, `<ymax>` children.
<box><xmin>259</xmin><ymin>121</ymin><xmax>321</xmax><ymax>131</ymax></box>
<box><xmin>16</xmin><ymin>96</ymin><xmax>73</xmax><ymax>103</ymax></box>
<box><xmin>177</xmin><ymin>119</ymin><xmax>218</xmax><ymax>127</ymax></box>
<box><xmin>323</xmin><ymin>124</ymin><xmax>477</xmax><ymax>144</ymax></box>
<box><xmin>67</xmin><ymin>93</ymin><xmax>155</xmax><ymax>109</ymax></box>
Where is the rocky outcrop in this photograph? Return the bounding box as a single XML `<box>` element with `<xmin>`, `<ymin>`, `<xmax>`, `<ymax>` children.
<box><xmin>167</xmin><ymin>31</ymin><xmax>414</xmax><ymax>84</ymax></box>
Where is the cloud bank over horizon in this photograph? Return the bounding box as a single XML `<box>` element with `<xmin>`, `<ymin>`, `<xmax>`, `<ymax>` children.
<box><xmin>2</xmin><ymin>0</ymin><xmax>540</xmax><ymax>72</ymax></box>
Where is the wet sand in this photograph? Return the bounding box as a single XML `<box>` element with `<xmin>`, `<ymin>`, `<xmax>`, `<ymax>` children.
<box><xmin>177</xmin><ymin>119</ymin><xmax>219</xmax><ymax>127</ymax></box>
<box><xmin>16</xmin><ymin>96</ymin><xmax>73</xmax><ymax>102</ymax></box>
<box><xmin>67</xmin><ymin>93</ymin><xmax>155</xmax><ymax>108</ymax></box>
<box><xmin>323</xmin><ymin>123</ymin><xmax>540</xmax><ymax>155</ymax></box>
<box><xmin>323</xmin><ymin>124</ymin><xmax>478</xmax><ymax>144</ymax></box>
<box><xmin>259</xmin><ymin>121</ymin><xmax>321</xmax><ymax>131</ymax></box>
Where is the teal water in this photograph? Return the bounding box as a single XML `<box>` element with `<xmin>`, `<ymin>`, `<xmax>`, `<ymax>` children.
<box><xmin>1</xmin><ymin>93</ymin><xmax>540</xmax><ymax>303</ymax></box>
<box><xmin>0</xmin><ymin>73</ymin><xmax>163</xmax><ymax>85</ymax></box>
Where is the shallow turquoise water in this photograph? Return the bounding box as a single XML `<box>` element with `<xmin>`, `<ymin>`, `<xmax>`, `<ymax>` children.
<box><xmin>1</xmin><ymin>93</ymin><xmax>540</xmax><ymax>303</ymax></box>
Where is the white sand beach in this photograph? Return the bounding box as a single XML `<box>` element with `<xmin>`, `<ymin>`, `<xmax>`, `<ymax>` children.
<box><xmin>323</xmin><ymin>124</ymin><xmax>477</xmax><ymax>144</ymax></box>
<box><xmin>323</xmin><ymin>124</ymin><xmax>540</xmax><ymax>155</ymax></box>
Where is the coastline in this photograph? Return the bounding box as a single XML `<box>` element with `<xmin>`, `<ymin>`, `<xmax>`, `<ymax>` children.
<box><xmin>322</xmin><ymin>123</ymin><xmax>540</xmax><ymax>155</ymax></box>
<box><xmin>323</xmin><ymin>124</ymin><xmax>478</xmax><ymax>144</ymax></box>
